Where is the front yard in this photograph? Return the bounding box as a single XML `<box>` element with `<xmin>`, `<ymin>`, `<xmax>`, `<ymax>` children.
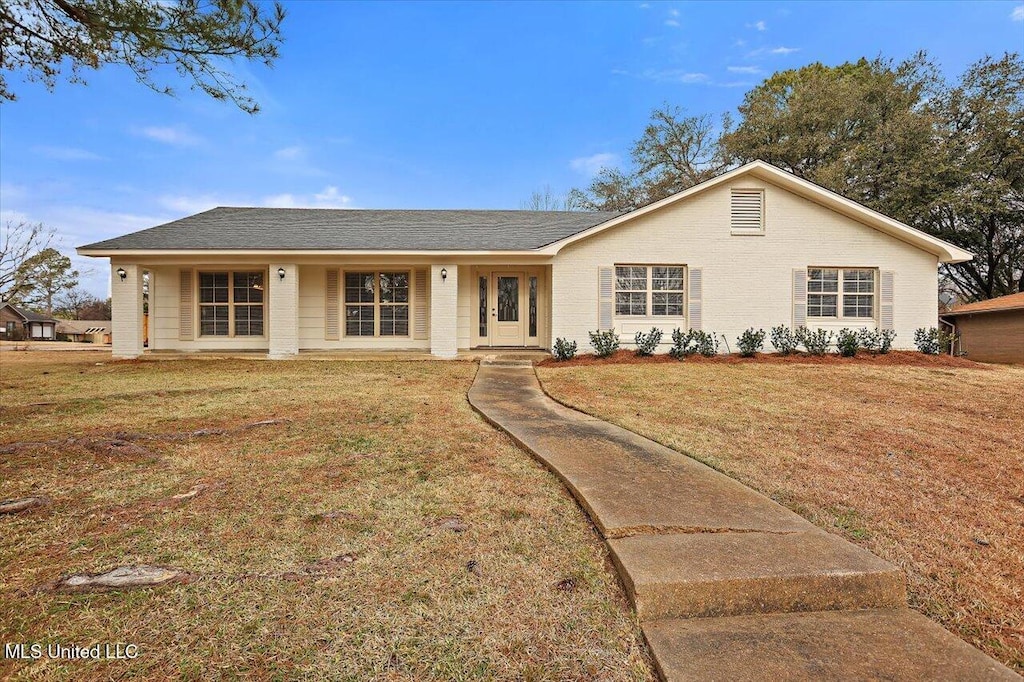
<box><xmin>0</xmin><ymin>353</ymin><xmax>651</xmax><ymax>680</ymax></box>
<box><xmin>537</xmin><ymin>359</ymin><xmax>1024</xmax><ymax>672</ymax></box>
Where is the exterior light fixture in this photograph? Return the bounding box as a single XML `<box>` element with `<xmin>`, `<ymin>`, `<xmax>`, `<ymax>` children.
<box><xmin>277</xmin><ymin>267</ymin><xmax>286</xmax><ymax>280</ymax></box>
<box><xmin>117</xmin><ymin>267</ymin><xmax>127</xmax><ymax>281</ymax></box>
<box><xmin>441</xmin><ymin>268</ymin><xmax>448</xmax><ymax>282</ymax></box>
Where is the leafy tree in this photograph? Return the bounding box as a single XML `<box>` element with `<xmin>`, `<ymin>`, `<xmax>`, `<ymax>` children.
<box><xmin>571</xmin><ymin>106</ymin><xmax>729</xmax><ymax>211</ymax></box>
<box><xmin>722</xmin><ymin>53</ymin><xmax>1024</xmax><ymax>300</ymax></box>
<box><xmin>17</xmin><ymin>247</ymin><xmax>79</xmax><ymax>315</ymax></box>
<box><xmin>0</xmin><ymin>0</ymin><xmax>285</xmax><ymax>113</ymax></box>
<box><xmin>0</xmin><ymin>220</ymin><xmax>54</xmax><ymax>302</ymax></box>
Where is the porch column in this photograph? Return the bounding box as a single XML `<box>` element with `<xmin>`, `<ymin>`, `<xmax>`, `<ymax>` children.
<box><xmin>268</xmin><ymin>263</ymin><xmax>299</xmax><ymax>359</ymax></box>
<box><xmin>110</xmin><ymin>263</ymin><xmax>144</xmax><ymax>359</ymax></box>
<box><xmin>430</xmin><ymin>263</ymin><xmax>458</xmax><ymax>358</ymax></box>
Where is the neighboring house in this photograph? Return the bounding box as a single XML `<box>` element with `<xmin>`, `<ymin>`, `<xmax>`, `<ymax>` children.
<box><xmin>940</xmin><ymin>292</ymin><xmax>1024</xmax><ymax>364</ymax></box>
<box><xmin>56</xmin><ymin>319</ymin><xmax>113</xmax><ymax>344</ymax></box>
<box><xmin>77</xmin><ymin>161</ymin><xmax>973</xmax><ymax>359</ymax></box>
<box><xmin>0</xmin><ymin>302</ymin><xmax>58</xmax><ymax>340</ymax></box>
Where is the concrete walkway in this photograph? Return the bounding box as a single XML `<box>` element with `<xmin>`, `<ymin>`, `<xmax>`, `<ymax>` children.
<box><xmin>468</xmin><ymin>361</ymin><xmax>1019</xmax><ymax>681</ymax></box>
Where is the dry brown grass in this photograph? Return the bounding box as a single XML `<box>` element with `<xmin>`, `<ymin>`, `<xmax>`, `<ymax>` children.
<box><xmin>0</xmin><ymin>352</ymin><xmax>651</xmax><ymax>680</ymax></box>
<box><xmin>537</xmin><ymin>360</ymin><xmax>1024</xmax><ymax>672</ymax></box>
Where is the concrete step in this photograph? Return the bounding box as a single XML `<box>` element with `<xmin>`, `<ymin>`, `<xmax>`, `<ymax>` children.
<box><xmin>643</xmin><ymin>608</ymin><xmax>1020</xmax><ymax>681</ymax></box>
<box><xmin>609</xmin><ymin>529</ymin><xmax>905</xmax><ymax>621</ymax></box>
<box><xmin>478</xmin><ymin>358</ymin><xmax>536</xmax><ymax>367</ymax></box>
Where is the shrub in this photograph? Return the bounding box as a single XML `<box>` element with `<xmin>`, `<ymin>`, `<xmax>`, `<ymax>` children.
<box><xmin>836</xmin><ymin>328</ymin><xmax>859</xmax><ymax>357</ymax></box>
<box><xmin>691</xmin><ymin>330</ymin><xmax>720</xmax><ymax>357</ymax></box>
<box><xmin>668</xmin><ymin>328</ymin><xmax>692</xmax><ymax>359</ymax></box>
<box><xmin>588</xmin><ymin>329</ymin><xmax>620</xmax><ymax>358</ymax></box>
<box><xmin>633</xmin><ymin>327</ymin><xmax>662</xmax><ymax>356</ymax></box>
<box><xmin>737</xmin><ymin>328</ymin><xmax>766</xmax><ymax>357</ymax></box>
<box><xmin>552</xmin><ymin>337</ymin><xmax>577</xmax><ymax>362</ymax></box>
<box><xmin>856</xmin><ymin>328</ymin><xmax>880</xmax><ymax>353</ymax></box>
<box><xmin>668</xmin><ymin>328</ymin><xmax>719</xmax><ymax>358</ymax></box>
<box><xmin>796</xmin><ymin>326</ymin><xmax>833</xmax><ymax>355</ymax></box>
<box><xmin>770</xmin><ymin>325</ymin><xmax>799</xmax><ymax>355</ymax></box>
<box><xmin>878</xmin><ymin>329</ymin><xmax>896</xmax><ymax>354</ymax></box>
<box><xmin>914</xmin><ymin>327</ymin><xmax>952</xmax><ymax>355</ymax></box>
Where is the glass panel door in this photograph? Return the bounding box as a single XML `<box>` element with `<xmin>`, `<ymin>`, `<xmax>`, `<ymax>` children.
<box><xmin>497</xmin><ymin>276</ymin><xmax>519</xmax><ymax>322</ymax></box>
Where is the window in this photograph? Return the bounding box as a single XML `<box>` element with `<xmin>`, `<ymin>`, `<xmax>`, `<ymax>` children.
<box><xmin>808</xmin><ymin>268</ymin><xmax>875</xmax><ymax>319</ymax></box>
<box><xmin>4</xmin><ymin>321</ymin><xmax>15</xmax><ymax>334</ymax></box>
<box><xmin>615</xmin><ymin>265</ymin><xmax>685</xmax><ymax>317</ymax></box>
<box><xmin>199</xmin><ymin>271</ymin><xmax>264</xmax><ymax>336</ymax></box>
<box><xmin>478</xmin><ymin>277</ymin><xmax>488</xmax><ymax>337</ymax></box>
<box><xmin>529</xmin><ymin>276</ymin><xmax>538</xmax><ymax>337</ymax></box>
<box><xmin>345</xmin><ymin>271</ymin><xmax>411</xmax><ymax>337</ymax></box>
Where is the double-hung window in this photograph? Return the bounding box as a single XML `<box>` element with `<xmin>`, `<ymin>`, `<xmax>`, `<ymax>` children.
<box><xmin>345</xmin><ymin>271</ymin><xmax>410</xmax><ymax>337</ymax></box>
<box><xmin>807</xmin><ymin>268</ymin><xmax>876</xmax><ymax>319</ymax></box>
<box><xmin>615</xmin><ymin>265</ymin><xmax>685</xmax><ymax>317</ymax></box>
<box><xmin>199</xmin><ymin>271</ymin><xmax>264</xmax><ymax>336</ymax></box>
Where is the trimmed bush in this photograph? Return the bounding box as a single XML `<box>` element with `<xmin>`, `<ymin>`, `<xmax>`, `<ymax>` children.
<box><xmin>669</xmin><ymin>328</ymin><xmax>692</xmax><ymax>359</ymax></box>
<box><xmin>669</xmin><ymin>328</ymin><xmax>719</xmax><ymax>358</ymax></box>
<box><xmin>796</xmin><ymin>326</ymin><xmax>833</xmax><ymax>355</ymax></box>
<box><xmin>552</xmin><ymin>337</ymin><xmax>577</xmax><ymax>362</ymax></box>
<box><xmin>588</xmin><ymin>329</ymin><xmax>620</xmax><ymax>358</ymax></box>
<box><xmin>737</xmin><ymin>328</ymin><xmax>766</xmax><ymax>357</ymax></box>
<box><xmin>856</xmin><ymin>328</ymin><xmax>881</xmax><ymax>353</ymax></box>
<box><xmin>770</xmin><ymin>325</ymin><xmax>799</xmax><ymax>355</ymax></box>
<box><xmin>914</xmin><ymin>327</ymin><xmax>952</xmax><ymax>355</ymax></box>
<box><xmin>691</xmin><ymin>330</ymin><xmax>720</xmax><ymax>357</ymax></box>
<box><xmin>878</xmin><ymin>329</ymin><xmax>896</xmax><ymax>354</ymax></box>
<box><xmin>634</xmin><ymin>327</ymin><xmax>662</xmax><ymax>356</ymax></box>
<box><xmin>836</xmin><ymin>328</ymin><xmax>859</xmax><ymax>357</ymax></box>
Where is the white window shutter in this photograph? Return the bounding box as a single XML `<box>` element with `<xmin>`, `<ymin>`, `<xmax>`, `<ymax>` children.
<box><xmin>731</xmin><ymin>189</ymin><xmax>764</xmax><ymax>231</ymax></box>
<box><xmin>178</xmin><ymin>269</ymin><xmax>193</xmax><ymax>341</ymax></box>
<box><xmin>598</xmin><ymin>267</ymin><xmax>614</xmax><ymax>329</ymax></box>
<box><xmin>688</xmin><ymin>267</ymin><xmax>703</xmax><ymax>330</ymax></box>
<box><xmin>324</xmin><ymin>269</ymin><xmax>340</xmax><ymax>340</ymax></box>
<box><xmin>880</xmin><ymin>271</ymin><xmax>895</xmax><ymax>331</ymax></box>
<box><xmin>414</xmin><ymin>268</ymin><xmax>429</xmax><ymax>340</ymax></box>
<box><xmin>793</xmin><ymin>269</ymin><xmax>807</xmax><ymax>328</ymax></box>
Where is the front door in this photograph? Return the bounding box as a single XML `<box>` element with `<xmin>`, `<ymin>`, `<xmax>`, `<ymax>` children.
<box><xmin>490</xmin><ymin>272</ymin><xmax>525</xmax><ymax>346</ymax></box>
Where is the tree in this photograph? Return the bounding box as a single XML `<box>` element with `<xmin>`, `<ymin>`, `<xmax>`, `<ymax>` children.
<box><xmin>0</xmin><ymin>0</ymin><xmax>285</xmax><ymax>113</ymax></box>
<box><xmin>55</xmin><ymin>287</ymin><xmax>111</xmax><ymax>319</ymax></box>
<box><xmin>520</xmin><ymin>185</ymin><xmax>581</xmax><ymax>211</ymax></box>
<box><xmin>18</xmin><ymin>247</ymin><xmax>79</xmax><ymax>315</ymax></box>
<box><xmin>722</xmin><ymin>53</ymin><xmax>1024</xmax><ymax>300</ymax></box>
<box><xmin>0</xmin><ymin>220</ymin><xmax>54</xmax><ymax>302</ymax></box>
<box><xmin>571</xmin><ymin>106</ymin><xmax>730</xmax><ymax>212</ymax></box>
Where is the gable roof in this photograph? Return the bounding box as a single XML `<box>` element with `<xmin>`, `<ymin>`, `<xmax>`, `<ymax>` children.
<box><xmin>539</xmin><ymin>161</ymin><xmax>974</xmax><ymax>264</ymax></box>
<box><xmin>941</xmin><ymin>292</ymin><xmax>1024</xmax><ymax>317</ymax></box>
<box><xmin>76</xmin><ymin>161</ymin><xmax>973</xmax><ymax>263</ymax></box>
<box><xmin>77</xmin><ymin>208</ymin><xmax>619</xmax><ymax>254</ymax></box>
<box><xmin>0</xmin><ymin>302</ymin><xmax>58</xmax><ymax>323</ymax></box>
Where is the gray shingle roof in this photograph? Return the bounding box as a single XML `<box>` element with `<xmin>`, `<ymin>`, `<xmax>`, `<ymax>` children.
<box><xmin>79</xmin><ymin>207</ymin><xmax>620</xmax><ymax>252</ymax></box>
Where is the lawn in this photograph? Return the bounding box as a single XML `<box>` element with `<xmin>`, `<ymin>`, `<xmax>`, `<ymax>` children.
<box><xmin>537</xmin><ymin>359</ymin><xmax>1024</xmax><ymax>672</ymax></box>
<box><xmin>0</xmin><ymin>353</ymin><xmax>651</xmax><ymax>681</ymax></box>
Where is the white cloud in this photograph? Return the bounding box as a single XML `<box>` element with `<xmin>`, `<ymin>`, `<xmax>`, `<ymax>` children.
<box><xmin>570</xmin><ymin>153</ymin><xmax>619</xmax><ymax>177</ymax></box>
<box><xmin>1012</xmin><ymin>5</ymin><xmax>1024</xmax><ymax>21</ymax></box>
<box><xmin>273</xmin><ymin>145</ymin><xmax>306</xmax><ymax>161</ymax></box>
<box><xmin>262</xmin><ymin>186</ymin><xmax>353</xmax><ymax>209</ymax></box>
<box><xmin>727</xmin><ymin>65</ymin><xmax>761</xmax><ymax>74</ymax></box>
<box><xmin>158</xmin><ymin>194</ymin><xmax>226</xmax><ymax>215</ymax></box>
<box><xmin>32</xmin><ymin>146</ymin><xmax>105</xmax><ymax>161</ymax></box>
<box><xmin>639</xmin><ymin>2</ymin><xmax>650</xmax><ymax>7</ymax></box>
<box><xmin>611</xmin><ymin>68</ymin><xmax>711</xmax><ymax>85</ymax></box>
<box><xmin>747</xmin><ymin>20</ymin><xmax>767</xmax><ymax>31</ymax></box>
<box><xmin>668</xmin><ymin>8</ymin><xmax>680</xmax><ymax>17</ymax></box>
<box><xmin>747</xmin><ymin>45</ymin><xmax>800</xmax><ymax>58</ymax></box>
<box><xmin>133</xmin><ymin>125</ymin><xmax>202</xmax><ymax>146</ymax></box>
<box><xmin>770</xmin><ymin>46</ymin><xmax>800</xmax><ymax>55</ymax></box>
<box><xmin>665</xmin><ymin>19</ymin><xmax>680</xmax><ymax>27</ymax></box>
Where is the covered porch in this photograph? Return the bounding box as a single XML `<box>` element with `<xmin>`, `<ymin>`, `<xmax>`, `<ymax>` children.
<box><xmin>108</xmin><ymin>259</ymin><xmax>553</xmax><ymax>360</ymax></box>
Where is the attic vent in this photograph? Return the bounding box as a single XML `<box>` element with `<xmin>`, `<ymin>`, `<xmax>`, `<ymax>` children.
<box><xmin>731</xmin><ymin>188</ymin><xmax>764</xmax><ymax>233</ymax></box>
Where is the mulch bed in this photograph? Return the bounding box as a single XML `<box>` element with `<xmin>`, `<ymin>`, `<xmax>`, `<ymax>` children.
<box><xmin>538</xmin><ymin>349</ymin><xmax>986</xmax><ymax>369</ymax></box>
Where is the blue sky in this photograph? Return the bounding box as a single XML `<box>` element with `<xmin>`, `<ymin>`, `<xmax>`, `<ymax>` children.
<box><xmin>1</xmin><ymin>0</ymin><xmax>1022</xmax><ymax>297</ymax></box>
